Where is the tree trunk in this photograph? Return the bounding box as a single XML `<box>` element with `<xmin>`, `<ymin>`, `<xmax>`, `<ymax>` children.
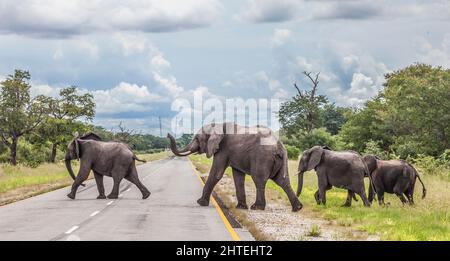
<box><xmin>49</xmin><ymin>143</ymin><xmax>58</xmax><ymax>163</ymax></box>
<box><xmin>9</xmin><ymin>137</ymin><xmax>18</xmax><ymax>166</ymax></box>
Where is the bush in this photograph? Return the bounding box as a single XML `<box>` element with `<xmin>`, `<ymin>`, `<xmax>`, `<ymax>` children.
<box><xmin>17</xmin><ymin>141</ymin><xmax>51</xmax><ymax>168</ymax></box>
<box><xmin>297</xmin><ymin>128</ymin><xmax>336</xmax><ymax>151</ymax></box>
<box><xmin>285</xmin><ymin>145</ymin><xmax>300</xmax><ymax>160</ymax></box>
<box><xmin>363</xmin><ymin>140</ymin><xmax>388</xmax><ymax>159</ymax></box>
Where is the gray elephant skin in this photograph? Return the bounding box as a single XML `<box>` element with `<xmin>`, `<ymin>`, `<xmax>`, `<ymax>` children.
<box><xmin>363</xmin><ymin>155</ymin><xmax>426</xmax><ymax>205</ymax></box>
<box><xmin>167</xmin><ymin>123</ymin><xmax>303</xmax><ymax>212</ymax></box>
<box><xmin>65</xmin><ymin>133</ymin><xmax>150</xmax><ymax>200</ymax></box>
<box><xmin>297</xmin><ymin>146</ymin><xmax>372</xmax><ymax>207</ymax></box>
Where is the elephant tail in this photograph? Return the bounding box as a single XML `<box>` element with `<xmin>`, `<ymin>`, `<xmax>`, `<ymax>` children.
<box><xmin>363</xmin><ymin>160</ymin><xmax>377</xmax><ymax>196</ymax></box>
<box><xmin>133</xmin><ymin>155</ymin><xmax>147</xmax><ymax>163</ymax></box>
<box><xmin>409</xmin><ymin>164</ymin><xmax>426</xmax><ymax>199</ymax></box>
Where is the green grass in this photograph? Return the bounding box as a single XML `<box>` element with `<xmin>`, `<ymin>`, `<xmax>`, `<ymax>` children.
<box><xmin>189</xmin><ymin>155</ymin><xmax>450</xmax><ymax>241</ymax></box>
<box><xmin>136</xmin><ymin>150</ymin><xmax>171</xmax><ymax>164</ymax></box>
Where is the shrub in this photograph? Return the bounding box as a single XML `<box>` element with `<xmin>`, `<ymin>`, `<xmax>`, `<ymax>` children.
<box><xmin>297</xmin><ymin>128</ymin><xmax>336</xmax><ymax>151</ymax></box>
<box><xmin>285</xmin><ymin>145</ymin><xmax>300</xmax><ymax>160</ymax></box>
<box><xmin>363</xmin><ymin>140</ymin><xmax>388</xmax><ymax>159</ymax></box>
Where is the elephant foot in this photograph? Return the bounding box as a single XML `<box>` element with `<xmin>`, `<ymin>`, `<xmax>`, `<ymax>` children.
<box><xmin>142</xmin><ymin>191</ymin><xmax>151</xmax><ymax>199</ymax></box>
<box><xmin>250</xmin><ymin>203</ymin><xmax>265</xmax><ymax>211</ymax></box>
<box><xmin>197</xmin><ymin>198</ymin><xmax>209</xmax><ymax>206</ymax></box>
<box><xmin>97</xmin><ymin>195</ymin><xmax>107</xmax><ymax>199</ymax></box>
<box><xmin>236</xmin><ymin>203</ymin><xmax>248</xmax><ymax>209</ymax></box>
<box><xmin>341</xmin><ymin>202</ymin><xmax>352</xmax><ymax>207</ymax></box>
<box><xmin>67</xmin><ymin>193</ymin><xmax>75</xmax><ymax>200</ymax></box>
<box><xmin>292</xmin><ymin>203</ymin><xmax>303</xmax><ymax>212</ymax></box>
<box><xmin>107</xmin><ymin>194</ymin><xmax>118</xmax><ymax>199</ymax></box>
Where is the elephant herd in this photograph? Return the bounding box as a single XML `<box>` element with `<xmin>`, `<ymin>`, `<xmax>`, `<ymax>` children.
<box><xmin>65</xmin><ymin>123</ymin><xmax>426</xmax><ymax>212</ymax></box>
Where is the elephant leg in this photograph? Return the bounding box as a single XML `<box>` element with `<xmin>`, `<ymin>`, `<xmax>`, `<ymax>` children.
<box><xmin>107</xmin><ymin>167</ymin><xmax>126</xmax><ymax>199</ymax></box>
<box><xmin>232</xmin><ymin>168</ymin><xmax>248</xmax><ymax>209</ymax></box>
<box><xmin>317</xmin><ymin>174</ymin><xmax>328</xmax><ymax>205</ymax></box>
<box><xmin>272</xmin><ymin>174</ymin><xmax>303</xmax><ymax>212</ymax></box>
<box><xmin>67</xmin><ymin>163</ymin><xmax>91</xmax><ymax>199</ymax></box>
<box><xmin>368</xmin><ymin>183</ymin><xmax>376</xmax><ymax>203</ymax></box>
<box><xmin>394</xmin><ymin>182</ymin><xmax>408</xmax><ymax>205</ymax></box>
<box><xmin>377</xmin><ymin>191</ymin><xmax>385</xmax><ymax>206</ymax></box>
<box><xmin>197</xmin><ymin>154</ymin><xmax>228</xmax><ymax>207</ymax></box>
<box><xmin>355</xmin><ymin>188</ymin><xmax>371</xmax><ymax>207</ymax></box>
<box><xmin>342</xmin><ymin>190</ymin><xmax>354</xmax><ymax>207</ymax></box>
<box><xmin>314</xmin><ymin>190</ymin><xmax>320</xmax><ymax>204</ymax></box>
<box><xmin>125</xmin><ymin>166</ymin><xmax>151</xmax><ymax>199</ymax></box>
<box><xmin>251</xmin><ymin>177</ymin><xmax>267</xmax><ymax>210</ymax></box>
<box><xmin>94</xmin><ymin>172</ymin><xmax>106</xmax><ymax>199</ymax></box>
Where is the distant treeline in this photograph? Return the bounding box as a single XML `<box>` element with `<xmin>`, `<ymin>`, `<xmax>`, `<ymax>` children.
<box><xmin>279</xmin><ymin>63</ymin><xmax>450</xmax><ymax>167</ymax></box>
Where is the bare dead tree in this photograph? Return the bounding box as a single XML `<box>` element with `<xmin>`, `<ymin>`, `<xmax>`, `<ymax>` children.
<box><xmin>113</xmin><ymin>121</ymin><xmax>139</xmax><ymax>144</ymax></box>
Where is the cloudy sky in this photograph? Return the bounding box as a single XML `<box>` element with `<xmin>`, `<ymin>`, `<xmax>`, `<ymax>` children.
<box><xmin>0</xmin><ymin>0</ymin><xmax>449</xmax><ymax>135</ymax></box>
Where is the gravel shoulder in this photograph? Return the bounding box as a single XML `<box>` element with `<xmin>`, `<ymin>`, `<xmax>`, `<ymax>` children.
<box><xmin>195</xmin><ymin>164</ymin><xmax>379</xmax><ymax>241</ymax></box>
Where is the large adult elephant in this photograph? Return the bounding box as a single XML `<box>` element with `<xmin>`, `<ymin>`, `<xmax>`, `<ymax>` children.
<box><xmin>65</xmin><ymin>132</ymin><xmax>150</xmax><ymax>200</ymax></box>
<box><xmin>167</xmin><ymin>123</ymin><xmax>302</xmax><ymax>212</ymax></box>
<box><xmin>363</xmin><ymin>155</ymin><xmax>426</xmax><ymax>205</ymax></box>
<box><xmin>297</xmin><ymin>146</ymin><xmax>372</xmax><ymax>207</ymax></box>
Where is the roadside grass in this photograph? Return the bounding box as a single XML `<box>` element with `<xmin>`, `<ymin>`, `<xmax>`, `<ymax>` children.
<box><xmin>0</xmin><ymin>151</ymin><xmax>170</xmax><ymax>206</ymax></box>
<box><xmin>189</xmin><ymin>155</ymin><xmax>450</xmax><ymax>241</ymax></box>
<box><xmin>136</xmin><ymin>151</ymin><xmax>172</xmax><ymax>164</ymax></box>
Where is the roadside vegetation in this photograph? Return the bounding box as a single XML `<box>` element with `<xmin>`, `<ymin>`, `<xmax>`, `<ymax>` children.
<box><xmin>188</xmin><ymin>64</ymin><xmax>450</xmax><ymax>241</ymax></box>
<box><xmin>0</xmin><ymin>69</ymin><xmax>170</xmax><ymax>205</ymax></box>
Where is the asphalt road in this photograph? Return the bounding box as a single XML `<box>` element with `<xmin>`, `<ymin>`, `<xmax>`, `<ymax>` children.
<box><xmin>0</xmin><ymin>157</ymin><xmax>253</xmax><ymax>241</ymax></box>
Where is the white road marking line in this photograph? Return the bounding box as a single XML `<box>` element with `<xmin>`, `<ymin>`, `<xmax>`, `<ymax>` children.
<box><xmin>90</xmin><ymin>211</ymin><xmax>100</xmax><ymax>217</ymax></box>
<box><xmin>107</xmin><ymin>201</ymin><xmax>114</xmax><ymax>205</ymax></box>
<box><xmin>65</xmin><ymin>226</ymin><xmax>79</xmax><ymax>234</ymax></box>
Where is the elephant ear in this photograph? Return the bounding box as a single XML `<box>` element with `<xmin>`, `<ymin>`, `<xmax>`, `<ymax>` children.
<box><xmin>307</xmin><ymin>147</ymin><xmax>324</xmax><ymax>170</ymax></box>
<box><xmin>206</xmin><ymin>124</ymin><xmax>224</xmax><ymax>158</ymax></box>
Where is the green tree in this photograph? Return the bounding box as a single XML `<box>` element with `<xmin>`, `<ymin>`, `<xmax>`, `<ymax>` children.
<box><xmin>279</xmin><ymin>72</ymin><xmax>328</xmax><ymax>137</ymax></box>
<box><xmin>34</xmin><ymin>87</ymin><xmax>95</xmax><ymax>162</ymax></box>
<box><xmin>321</xmin><ymin>103</ymin><xmax>351</xmax><ymax>135</ymax></box>
<box><xmin>0</xmin><ymin>70</ymin><xmax>50</xmax><ymax>165</ymax></box>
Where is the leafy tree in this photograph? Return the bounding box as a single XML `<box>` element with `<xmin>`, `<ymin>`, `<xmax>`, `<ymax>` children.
<box><xmin>34</xmin><ymin>87</ymin><xmax>95</xmax><ymax>162</ymax></box>
<box><xmin>321</xmin><ymin>103</ymin><xmax>351</xmax><ymax>135</ymax></box>
<box><xmin>0</xmin><ymin>70</ymin><xmax>50</xmax><ymax>165</ymax></box>
<box><xmin>279</xmin><ymin>72</ymin><xmax>328</xmax><ymax>137</ymax></box>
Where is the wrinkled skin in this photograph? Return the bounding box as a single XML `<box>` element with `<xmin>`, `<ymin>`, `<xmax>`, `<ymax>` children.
<box><xmin>65</xmin><ymin>133</ymin><xmax>150</xmax><ymax>200</ymax></box>
<box><xmin>297</xmin><ymin>146</ymin><xmax>371</xmax><ymax>207</ymax></box>
<box><xmin>363</xmin><ymin>155</ymin><xmax>426</xmax><ymax>206</ymax></box>
<box><xmin>168</xmin><ymin>123</ymin><xmax>302</xmax><ymax>212</ymax></box>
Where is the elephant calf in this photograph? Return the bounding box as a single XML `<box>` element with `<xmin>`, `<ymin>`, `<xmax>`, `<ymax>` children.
<box><xmin>65</xmin><ymin>132</ymin><xmax>151</xmax><ymax>200</ymax></box>
<box><xmin>363</xmin><ymin>155</ymin><xmax>426</xmax><ymax>205</ymax></box>
<box><xmin>297</xmin><ymin>146</ymin><xmax>372</xmax><ymax>207</ymax></box>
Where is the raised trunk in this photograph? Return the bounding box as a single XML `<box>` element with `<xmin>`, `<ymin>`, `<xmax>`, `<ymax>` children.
<box><xmin>65</xmin><ymin>159</ymin><xmax>77</xmax><ymax>181</ymax></box>
<box><xmin>296</xmin><ymin>171</ymin><xmax>305</xmax><ymax>197</ymax></box>
<box><xmin>167</xmin><ymin>134</ymin><xmax>198</xmax><ymax>156</ymax></box>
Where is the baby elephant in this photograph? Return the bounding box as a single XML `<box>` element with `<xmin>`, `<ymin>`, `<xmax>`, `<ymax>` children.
<box><xmin>297</xmin><ymin>146</ymin><xmax>372</xmax><ymax>207</ymax></box>
<box><xmin>363</xmin><ymin>155</ymin><xmax>426</xmax><ymax>206</ymax></box>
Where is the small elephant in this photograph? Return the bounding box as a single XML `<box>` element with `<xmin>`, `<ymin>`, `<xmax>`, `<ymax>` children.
<box><xmin>297</xmin><ymin>146</ymin><xmax>372</xmax><ymax>207</ymax></box>
<box><xmin>363</xmin><ymin>155</ymin><xmax>426</xmax><ymax>206</ymax></box>
<box><xmin>65</xmin><ymin>132</ymin><xmax>150</xmax><ymax>200</ymax></box>
<box><xmin>168</xmin><ymin>123</ymin><xmax>303</xmax><ymax>212</ymax></box>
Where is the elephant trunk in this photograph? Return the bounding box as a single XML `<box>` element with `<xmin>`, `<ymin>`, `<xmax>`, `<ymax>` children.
<box><xmin>167</xmin><ymin>133</ymin><xmax>198</xmax><ymax>156</ymax></box>
<box><xmin>297</xmin><ymin>171</ymin><xmax>305</xmax><ymax>197</ymax></box>
<box><xmin>65</xmin><ymin>159</ymin><xmax>76</xmax><ymax>181</ymax></box>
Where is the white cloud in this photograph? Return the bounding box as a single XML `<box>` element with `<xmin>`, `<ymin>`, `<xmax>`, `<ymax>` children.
<box><xmin>151</xmin><ymin>54</ymin><xmax>171</xmax><ymax>71</ymax></box>
<box><xmin>113</xmin><ymin>33</ymin><xmax>153</xmax><ymax>56</ymax></box>
<box><xmin>329</xmin><ymin>73</ymin><xmax>379</xmax><ymax>107</ymax></box>
<box><xmin>239</xmin><ymin>0</ymin><xmax>301</xmax><ymax>23</ymax></box>
<box><xmin>93</xmin><ymin>82</ymin><xmax>163</xmax><ymax>114</ymax></box>
<box><xmin>152</xmin><ymin>72</ymin><xmax>184</xmax><ymax>98</ymax></box>
<box><xmin>271</xmin><ymin>28</ymin><xmax>292</xmax><ymax>47</ymax></box>
<box><xmin>414</xmin><ymin>35</ymin><xmax>450</xmax><ymax>68</ymax></box>
<box><xmin>0</xmin><ymin>0</ymin><xmax>223</xmax><ymax>37</ymax></box>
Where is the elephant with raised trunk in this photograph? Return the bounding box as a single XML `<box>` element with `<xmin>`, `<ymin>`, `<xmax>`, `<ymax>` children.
<box><xmin>363</xmin><ymin>155</ymin><xmax>426</xmax><ymax>206</ymax></box>
<box><xmin>297</xmin><ymin>146</ymin><xmax>372</xmax><ymax>207</ymax></box>
<box><xmin>167</xmin><ymin>123</ymin><xmax>303</xmax><ymax>212</ymax></box>
<box><xmin>65</xmin><ymin>132</ymin><xmax>150</xmax><ymax>200</ymax></box>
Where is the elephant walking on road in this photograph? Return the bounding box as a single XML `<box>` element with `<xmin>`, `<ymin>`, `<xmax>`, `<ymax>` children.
<box><xmin>363</xmin><ymin>155</ymin><xmax>426</xmax><ymax>205</ymax></box>
<box><xmin>167</xmin><ymin>123</ymin><xmax>303</xmax><ymax>212</ymax></box>
<box><xmin>297</xmin><ymin>146</ymin><xmax>372</xmax><ymax>207</ymax></box>
<box><xmin>65</xmin><ymin>132</ymin><xmax>150</xmax><ymax>200</ymax></box>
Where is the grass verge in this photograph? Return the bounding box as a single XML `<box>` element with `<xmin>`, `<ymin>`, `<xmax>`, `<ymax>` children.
<box><xmin>189</xmin><ymin>154</ymin><xmax>450</xmax><ymax>241</ymax></box>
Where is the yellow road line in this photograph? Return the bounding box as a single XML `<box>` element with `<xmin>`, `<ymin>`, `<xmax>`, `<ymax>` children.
<box><xmin>189</xmin><ymin>160</ymin><xmax>240</xmax><ymax>241</ymax></box>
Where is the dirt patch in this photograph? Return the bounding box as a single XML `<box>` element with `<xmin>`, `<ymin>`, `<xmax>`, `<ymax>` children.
<box><xmin>194</xmin><ymin>167</ymin><xmax>379</xmax><ymax>241</ymax></box>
